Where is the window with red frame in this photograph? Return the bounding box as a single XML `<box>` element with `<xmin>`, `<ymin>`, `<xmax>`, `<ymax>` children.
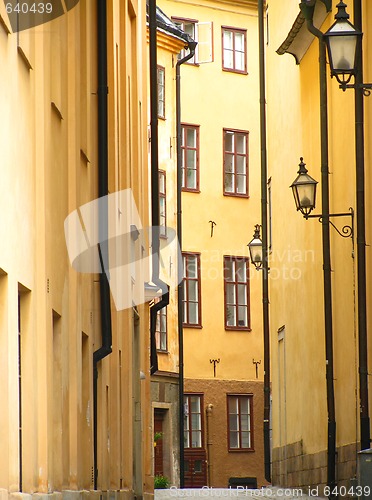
<box><xmin>224</xmin><ymin>256</ymin><xmax>250</xmax><ymax>330</ymax></box>
<box><xmin>223</xmin><ymin>129</ymin><xmax>248</xmax><ymax>196</ymax></box>
<box><xmin>181</xmin><ymin>125</ymin><xmax>199</xmax><ymax>192</ymax></box>
<box><xmin>159</xmin><ymin>170</ymin><xmax>166</xmax><ymax>237</ymax></box>
<box><xmin>227</xmin><ymin>394</ymin><xmax>253</xmax><ymax>450</ymax></box>
<box><xmin>155</xmin><ymin>307</ymin><xmax>167</xmax><ymax>352</ymax></box>
<box><xmin>182</xmin><ymin>253</ymin><xmax>201</xmax><ymax>327</ymax></box>
<box><xmin>222</xmin><ymin>27</ymin><xmax>247</xmax><ymax>73</ymax></box>
<box><xmin>184</xmin><ymin>394</ymin><xmax>203</xmax><ymax>448</ymax></box>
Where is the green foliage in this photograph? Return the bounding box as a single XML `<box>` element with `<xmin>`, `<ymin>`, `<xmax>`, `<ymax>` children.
<box><xmin>154</xmin><ymin>475</ymin><xmax>170</xmax><ymax>489</ymax></box>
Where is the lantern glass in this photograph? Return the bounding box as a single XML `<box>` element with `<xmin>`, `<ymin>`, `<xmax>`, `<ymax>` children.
<box><xmin>290</xmin><ymin>159</ymin><xmax>318</xmax><ymax>217</ymax></box>
<box><xmin>327</xmin><ymin>23</ymin><xmax>358</xmax><ymax>74</ymax></box>
<box><xmin>248</xmin><ymin>225</ymin><xmax>263</xmax><ymax>269</ymax></box>
<box><xmin>249</xmin><ymin>239</ymin><xmax>263</xmax><ymax>265</ymax></box>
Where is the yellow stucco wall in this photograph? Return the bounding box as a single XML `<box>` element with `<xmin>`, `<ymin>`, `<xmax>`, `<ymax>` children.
<box><xmin>0</xmin><ymin>0</ymin><xmax>152</xmax><ymax>496</ymax></box>
<box><xmin>267</xmin><ymin>0</ymin><xmax>372</xmax><ymax>469</ymax></box>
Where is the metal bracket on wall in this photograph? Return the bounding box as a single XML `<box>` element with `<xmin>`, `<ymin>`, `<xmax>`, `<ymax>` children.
<box><xmin>305</xmin><ymin>207</ymin><xmax>354</xmax><ymax>243</ymax></box>
<box><xmin>210</xmin><ymin>358</ymin><xmax>220</xmax><ymax>377</ymax></box>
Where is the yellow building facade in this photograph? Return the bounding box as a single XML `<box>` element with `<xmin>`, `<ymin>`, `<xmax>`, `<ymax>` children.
<box><xmin>0</xmin><ymin>0</ymin><xmax>154</xmax><ymax>498</ymax></box>
<box><xmin>266</xmin><ymin>0</ymin><xmax>372</xmax><ymax>491</ymax></box>
<box><xmin>158</xmin><ymin>0</ymin><xmax>266</xmax><ymax>488</ymax></box>
<box><xmin>149</xmin><ymin>9</ymin><xmax>190</xmax><ymax>487</ymax></box>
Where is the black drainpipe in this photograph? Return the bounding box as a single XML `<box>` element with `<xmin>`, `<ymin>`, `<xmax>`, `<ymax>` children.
<box><xmin>176</xmin><ymin>39</ymin><xmax>197</xmax><ymax>488</ymax></box>
<box><xmin>300</xmin><ymin>2</ymin><xmax>336</xmax><ymax>493</ymax></box>
<box><xmin>258</xmin><ymin>0</ymin><xmax>271</xmax><ymax>483</ymax></box>
<box><xmin>93</xmin><ymin>0</ymin><xmax>112</xmax><ymax>489</ymax></box>
<box><xmin>353</xmin><ymin>0</ymin><xmax>370</xmax><ymax>452</ymax></box>
<box><xmin>149</xmin><ymin>0</ymin><xmax>170</xmax><ymax>376</ymax></box>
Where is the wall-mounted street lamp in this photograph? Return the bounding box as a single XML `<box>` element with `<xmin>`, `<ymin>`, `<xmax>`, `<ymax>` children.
<box><xmin>290</xmin><ymin>157</ymin><xmax>354</xmax><ymax>239</ymax></box>
<box><xmin>248</xmin><ymin>224</ymin><xmax>263</xmax><ymax>270</ymax></box>
<box><xmin>323</xmin><ymin>1</ymin><xmax>372</xmax><ymax>94</ymax></box>
<box><xmin>290</xmin><ymin>157</ymin><xmax>318</xmax><ymax>218</ymax></box>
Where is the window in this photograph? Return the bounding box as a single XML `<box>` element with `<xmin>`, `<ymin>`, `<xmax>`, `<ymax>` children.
<box><xmin>159</xmin><ymin>170</ymin><xmax>166</xmax><ymax>237</ymax></box>
<box><xmin>155</xmin><ymin>307</ymin><xmax>167</xmax><ymax>352</ymax></box>
<box><xmin>182</xmin><ymin>125</ymin><xmax>199</xmax><ymax>192</ymax></box>
<box><xmin>183</xmin><ymin>253</ymin><xmax>201</xmax><ymax>327</ymax></box>
<box><xmin>223</xmin><ymin>129</ymin><xmax>248</xmax><ymax>196</ymax></box>
<box><xmin>173</xmin><ymin>18</ymin><xmax>197</xmax><ymax>64</ymax></box>
<box><xmin>227</xmin><ymin>395</ymin><xmax>253</xmax><ymax>451</ymax></box>
<box><xmin>222</xmin><ymin>27</ymin><xmax>247</xmax><ymax>73</ymax></box>
<box><xmin>184</xmin><ymin>394</ymin><xmax>203</xmax><ymax>448</ymax></box>
<box><xmin>157</xmin><ymin>66</ymin><xmax>165</xmax><ymax>118</ymax></box>
<box><xmin>224</xmin><ymin>256</ymin><xmax>250</xmax><ymax>330</ymax></box>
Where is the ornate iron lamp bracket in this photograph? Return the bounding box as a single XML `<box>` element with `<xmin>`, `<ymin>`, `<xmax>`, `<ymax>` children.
<box><xmin>339</xmin><ymin>83</ymin><xmax>372</xmax><ymax>96</ymax></box>
<box><xmin>305</xmin><ymin>207</ymin><xmax>354</xmax><ymax>242</ymax></box>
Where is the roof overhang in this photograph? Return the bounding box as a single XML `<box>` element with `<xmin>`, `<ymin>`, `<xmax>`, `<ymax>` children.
<box><xmin>277</xmin><ymin>0</ymin><xmax>331</xmax><ymax>64</ymax></box>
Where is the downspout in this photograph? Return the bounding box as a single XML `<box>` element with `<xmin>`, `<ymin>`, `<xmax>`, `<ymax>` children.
<box><xmin>149</xmin><ymin>0</ymin><xmax>170</xmax><ymax>377</ymax></box>
<box><xmin>258</xmin><ymin>0</ymin><xmax>271</xmax><ymax>483</ymax></box>
<box><xmin>353</xmin><ymin>0</ymin><xmax>370</xmax><ymax>452</ymax></box>
<box><xmin>300</xmin><ymin>2</ymin><xmax>336</xmax><ymax>492</ymax></box>
<box><xmin>176</xmin><ymin>38</ymin><xmax>197</xmax><ymax>488</ymax></box>
<box><xmin>93</xmin><ymin>0</ymin><xmax>112</xmax><ymax>489</ymax></box>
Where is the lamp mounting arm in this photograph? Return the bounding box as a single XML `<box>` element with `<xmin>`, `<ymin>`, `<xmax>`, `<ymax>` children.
<box><xmin>305</xmin><ymin>208</ymin><xmax>354</xmax><ymax>241</ymax></box>
<box><xmin>338</xmin><ymin>82</ymin><xmax>372</xmax><ymax>96</ymax></box>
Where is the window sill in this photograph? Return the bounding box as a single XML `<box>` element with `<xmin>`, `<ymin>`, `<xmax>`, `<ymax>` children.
<box><xmin>223</xmin><ymin>192</ymin><xmax>249</xmax><ymax>199</ymax></box>
<box><xmin>183</xmin><ymin>324</ymin><xmax>203</xmax><ymax>329</ymax></box>
<box><xmin>222</xmin><ymin>68</ymin><xmax>248</xmax><ymax>75</ymax></box>
<box><xmin>182</xmin><ymin>188</ymin><xmax>200</xmax><ymax>193</ymax></box>
<box><xmin>157</xmin><ymin>350</ymin><xmax>169</xmax><ymax>354</ymax></box>
<box><xmin>228</xmin><ymin>448</ymin><xmax>255</xmax><ymax>453</ymax></box>
<box><xmin>225</xmin><ymin>327</ymin><xmax>252</xmax><ymax>332</ymax></box>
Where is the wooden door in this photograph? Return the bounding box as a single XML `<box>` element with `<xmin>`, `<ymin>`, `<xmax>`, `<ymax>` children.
<box><xmin>184</xmin><ymin>449</ymin><xmax>207</xmax><ymax>487</ymax></box>
<box><xmin>154</xmin><ymin>411</ymin><xmax>164</xmax><ymax>476</ymax></box>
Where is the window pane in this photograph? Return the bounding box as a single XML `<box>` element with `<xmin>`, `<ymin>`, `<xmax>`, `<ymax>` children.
<box><xmin>225</xmin><ymin>153</ymin><xmax>234</xmax><ymax>173</ymax></box>
<box><xmin>235</xmin><ymin>260</ymin><xmax>246</xmax><ymax>282</ymax></box>
<box><xmin>240</xmin><ymin>397</ymin><xmax>249</xmax><ymax>414</ymax></box>
<box><xmin>237</xmin><ymin>174</ymin><xmax>247</xmax><ymax>194</ymax></box>
<box><xmin>235</xmin><ymin>32</ymin><xmax>244</xmax><ymax>51</ymax></box>
<box><xmin>185</xmin><ymin>22</ymin><xmax>195</xmax><ymax>39</ymax></box>
<box><xmin>159</xmin><ymin>173</ymin><xmax>165</xmax><ymax>192</ymax></box>
<box><xmin>192</xmin><ymin>430</ymin><xmax>201</xmax><ymax>447</ymax></box>
<box><xmin>241</xmin><ymin>432</ymin><xmax>250</xmax><ymax>448</ymax></box>
<box><xmin>188</xmin><ymin>302</ymin><xmax>198</xmax><ymax>324</ymax></box>
<box><xmin>224</xmin><ymin>49</ymin><xmax>233</xmax><ymax>69</ymax></box>
<box><xmin>188</xmin><ymin>280</ymin><xmax>198</xmax><ymax>301</ymax></box>
<box><xmin>229</xmin><ymin>431</ymin><xmax>238</xmax><ymax>448</ymax></box>
<box><xmin>238</xmin><ymin>306</ymin><xmax>248</xmax><ymax>327</ymax></box>
<box><xmin>229</xmin><ymin>414</ymin><xmax>238</xmax><ymax>431</ymax></box>
<box><xmin>236</xmin><ymin>134</ymin><xmax>246</xmax><ymax>154</ymax></box>
<box><xmin>186</xmin><ymin>256</ymin><xmax>197</xmax><ymax>278</ymax></box>
<box><xmin>190</xmin><ymin>396</ymin><xmax>200</xmax><ymax>413</ymax></box>
<box><xmin>160</xmin><ymin>333</ymin><xmax>167</xmax><ymax>351</ymax></box>
<box><xmin>184</xmin><ymin>432</ymin><xmax>190</xmax><ymax>448</ymax></box>
<box><xmin>236</xmin><ymin>155</ymin><xmax>246</xmax><ymax>174</ymax></box>
<box><xmin>187</xmin><ymin>149</ymin><xmax>196</xmax><ymax>169</ymax></box>
<box><xmin>240</xmin><ymin>414</ymin><xmax>250</xmax><ymax>431</ymax></box>
<box><xmin>229</xmin><ymin>397</ymin><xmax>238</xmax><ymax>413</ymax></box>
<box><xmin>226</xmin><ymin>283</ymin><xmax>236</xmax><ymax>304</ymax></box>
<box><xmin>237</xmin><ymin>284</ymin><xmax>247</xmax><ymax>305</ymax></box>
<box><xmin>191</xmin><ymin>414</ymin><xmax>201</xmax><ymax>431</ymax></box>
<box><xmin>187</xmin><ymin>128</ymin><xmax>196</xmax><ymax>147</ymax></box>
<box><xmin>225</xmin><ymin>259</ymin><xmax>234</xmax><ymax>281</ymax></box>
<box><xmin>235</xmin><ymin>51</ymin><xmax>245</xmax><ymax>71</ymax></box>
<box><xmin>224</xmin><ymin>173</ymin><xmax>234</xmax><ymax>193</ymax></box>
<box><xmin>223</xmin><ymin>30</ymin><xmax>233</xmax><ymax>49</ymax></box>
<box><xmin>226</xmin><ymin>305</ymin><xmax>236</xmax><ymax>326</ymax></box>
<box><xmin>186</xmin><ymin>168</ymin><xmax>197</xmax><ymax>189</ymax></box>
<box><xmin>225</xmin><ymin>132</ymin><xmax>233</xmax><ymax>152</ymax></box>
